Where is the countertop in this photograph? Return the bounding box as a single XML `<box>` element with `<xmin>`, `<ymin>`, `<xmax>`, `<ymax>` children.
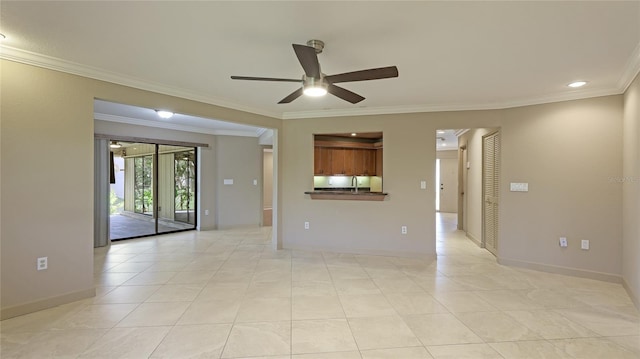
<box><xmin>304</xmin><ymin>190</ymin><xmax>388</xmax><ymax>201</ymax></box>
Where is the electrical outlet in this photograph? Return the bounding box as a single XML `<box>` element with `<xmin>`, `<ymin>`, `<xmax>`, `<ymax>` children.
<box><xmin>420</xmin><ymin>181</ymin><xmax>427</xmax><ymax>189</ymax></box>
<box><xmin>559</xmin><ymin>237</ymin><xmax>568</xmax><ymax>247</ymax></box>
<box><xmin>401</xmin><ymin>226</ymin><xmax>408</xmax><ymax>235</ymax></box>
<box><xmin>304</xmin><ymin>221</ymin><xmax>310</xmax><ymax>230</ymax></box>
<box><xmin>581</xmin><ymin>239</ymin><xmax>589</xmax><ymax>250</ymax></box>
<box><xmin>37</xmin><ymin>257</ymin><xmax>48</xmax><ymax>271</ymax></box>
<box><xmin>205</xmin><ymin>209</ymin><xmax>209</xmax><ymax>216</ymax></box>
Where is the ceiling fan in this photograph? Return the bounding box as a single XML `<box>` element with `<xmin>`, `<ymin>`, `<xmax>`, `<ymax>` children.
<box><xmin>231</xmin><ymin>40</ymin><xmax>399</xmax><ymax>104</ymax></box>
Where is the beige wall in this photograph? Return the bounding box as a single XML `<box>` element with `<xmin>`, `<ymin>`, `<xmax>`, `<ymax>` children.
<box><xmin>1</xmin><ymin>60</ymin><xmax>280</xmax><ymax>319</ymax></box>
<box><xmin>499</xmin><ymin>96</ymin><xmax>623</xmax><ymax>279</ymax></box>
<box><xmin>1</xmin><ymin>61</ymin><xmax>96</xmax><ymax>318</ymax></box>
<box><xmin>459</xmin><ymin>128</ymin><xmax>497</xmax><ymax>245</ymax></box>
<box><xmin>281</xmin><ymin>111</ymin><xmax>502</xmax><ymax>257</ymax></box>
<box><xmin>263</xmin><ymin>150</ymin><xmax>274</xmax><ymax>209</ymax></box>
<box><xmin>623</xmin><ymin>73</ymin><xmax>640</xmax><ymax>308</ymax></box>
<box><xmin>436</xmin><ymin>150</ymin><xmax>457</xmax><ymax>159</ymax></box>
<box><xmin>1</xmin><ymin>59</ymin><xmax>633</xmax><ymax>317</ymax></box>
<box><xmin>216</xmin><ymin>136</ymin><xmax>262</xmax><ymax>228</ymax></box>
<box><xmin>282</xmin><ymin>97</ymin><xmax>624</xmax><ymax>280</ymax></box>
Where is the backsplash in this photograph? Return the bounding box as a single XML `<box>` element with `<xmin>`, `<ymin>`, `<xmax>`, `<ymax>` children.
<box><xmin>314</xmin><ymin>176</ymin><xmax>382</xmax><ymax>192</ymax></box>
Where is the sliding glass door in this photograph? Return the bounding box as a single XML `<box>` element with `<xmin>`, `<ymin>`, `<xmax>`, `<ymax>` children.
<box><xmin>109</xmin><ymin>141</ymin><xmax>197</xmax><ymax>240</ymax></box>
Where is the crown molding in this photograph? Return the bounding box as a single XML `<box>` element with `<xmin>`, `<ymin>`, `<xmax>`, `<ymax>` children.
<box><xmin>3</xmin><ymin>44</ymin><xmax>638</xmax><ymax>121</ymax></box>
<box><xmin>618</xmin><ymin>42</ymin><xmax>640</xmax><ymax>92</ymax></box>
<box><xmin>94</xmin><ymin>113</ymin><xmax>262</xmax><ymax>138</ymax></box>
<box><xmin>0</xmin><ymin>45</ymin><xmax>281</xmax><ymax>120</ymax></box>
<box><xmin>281</xmin><ymin>87</ymin><xmax>622</xmax><ymax>119</ymax></box>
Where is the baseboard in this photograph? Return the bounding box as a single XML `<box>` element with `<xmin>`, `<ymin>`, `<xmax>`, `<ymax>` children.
<box><xmin>497</xmin><ymin>257</ymin><xmax>622</xmax><ymax>283</ymax></box>
<box><xmin>198</xmin><ymin>225</ymin><xmax>217</xmax><ymax>231</ymax></box>
<box><xmin>216</xmin><ymin>224</ymin><xmax>261</xmax><ymax>230</ymax></box>
<box><xmin>1</xmin><ymin>287</ymin><xmax>95</xmax><ymax>320</ymax></box>
<box><xmin>622</xmin><ymin>278</ymin><xmax>640</xmax><ymax>311</ymax></box>
<box><xmin>466</xmin><ymin>232</ymin><xmax>482</xmax><ymax>247</ymax></box>
<box><xmin>283</xmin><ymin>243</ymin><xmax>437</xmax><ymax>261</ymax></box>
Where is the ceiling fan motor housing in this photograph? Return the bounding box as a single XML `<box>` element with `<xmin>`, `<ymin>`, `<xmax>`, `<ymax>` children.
<box><xmin>306</xmin><ymin>39</ymin><xmax>325</xmax><ymax>54</ymax></box>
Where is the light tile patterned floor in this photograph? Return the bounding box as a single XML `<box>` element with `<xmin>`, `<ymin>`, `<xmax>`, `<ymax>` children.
<box><xmin>1</xmin><ymin>213</ymin><xmax>639</xmax><ymax>358</ymax></box>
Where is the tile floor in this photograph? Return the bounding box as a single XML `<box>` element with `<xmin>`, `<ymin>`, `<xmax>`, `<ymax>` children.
<box><xmin>1</xmin><ymin>213</ymin><xmax>639</xmax><ymax>358</ymax></box>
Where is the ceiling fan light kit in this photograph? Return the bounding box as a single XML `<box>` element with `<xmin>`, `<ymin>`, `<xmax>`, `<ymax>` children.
<box><xmin>302</xmin><ymin>75</ymin><xmax>328</xmax><ymax>97</ymax></box>
<box><xmin>231</xmin><ymin>39</ymin><xmax>398</xmax><ymax>104</ymax></box>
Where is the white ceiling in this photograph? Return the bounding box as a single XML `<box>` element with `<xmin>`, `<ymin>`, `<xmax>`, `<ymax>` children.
<box><xmin>2</xmin><ymin>1</ymin><xmax>639</xmax><ymax>121</ymax></box>
<box><xmin>94</xmin><ymin>99</ymin><xmax>269</xmax><ymax>138</ymax></box>
<box><xmin>436</xmin><ymin>129</ymin><xmax>460</xmax><ymax>151</ymax></box>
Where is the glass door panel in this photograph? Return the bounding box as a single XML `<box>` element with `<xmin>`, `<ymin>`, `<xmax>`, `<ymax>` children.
<box><xmin>156</xmin><ymin>145</ymin><xmax>197</xmax><ymax>234</ymax></box>
<box><xmin>110</xmin><ymin>142</ymin><xmax>156</xmax><ymax>239</ymax></box>
<box><xmin>174</xmin><ymin>149</ymin><xmax>196</xmax><ymax>225</ymax></box>
<box><xmin>109</xmin><ymin>142</ymin><xmax>197</xmax><ymax>240</ymax></box>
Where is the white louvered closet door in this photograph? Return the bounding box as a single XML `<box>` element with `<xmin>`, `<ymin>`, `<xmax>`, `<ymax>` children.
<box><xmin>483</xmin><ymin>131</ymin><xmax>500</xmax><ymax>255</ymax></box>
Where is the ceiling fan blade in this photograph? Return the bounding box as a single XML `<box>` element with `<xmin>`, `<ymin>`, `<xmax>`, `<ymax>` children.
<box><xmin>278</xmin><ymin>88</ymin><xmax>304</xmax><ymax>104</ymax></box>
<box><xmin>327</xmin><ymin>83</ymin><xmax>365</xmax><ymax>104</ymax></box>
<box><xmin>231</xmin><ymin>75</ymin><xmax>302</xmax><ymax>83</ymax></box>
<box><xmin>325</xmin><ymin>66</ymin><xmax>399</xmax><ymax>83</ymax></box>
<box><xmin>293</xmin><ymin>44</ymin><xmax>321</xmax><ymax>78</ymax></box>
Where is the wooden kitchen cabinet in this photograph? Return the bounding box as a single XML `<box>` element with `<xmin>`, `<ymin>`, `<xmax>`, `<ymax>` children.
<box><xmin>376</xmin><ymin>148</ymin><xmax>383</xmax><ymax>176</ymax></box>
<box><xmin>329</xmin><ymin>148</ymin><xmax>354</xmax><ymax>175</ymax></box>
<box><xmin>314</xmin><ymin>146</ymin><xmax>332</xmax><ymax>175</ymax></box>
<box><xmin>353</xmin><ymin>149</ymin><xmax>377</xmax><ymax>175</ymax></box>
<box><xmin>315</xmin><ymin>147</ymin><xmax>378</xmax><ymax>176</ymax></box>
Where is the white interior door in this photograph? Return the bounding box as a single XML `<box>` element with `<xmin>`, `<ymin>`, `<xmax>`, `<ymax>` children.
<box><xmin>439</xmin><ymin>158</ymin><xmax>458</xmax><ymax>213</ymax></box>
<box><xmin>482</xmin><ymin>131</ymin><xmax>500</xmax><ymax>255</ymax></box>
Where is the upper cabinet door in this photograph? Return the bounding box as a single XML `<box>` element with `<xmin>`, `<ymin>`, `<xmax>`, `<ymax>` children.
<box><xmin>314</xmin><ymin>147</ymin><xmax>332</xmax><ymax>175</ymax></box>
<box><xmin>330</xmin><ymin>148</ymin><xmax>346</xmax><ymax>175</ymax></box>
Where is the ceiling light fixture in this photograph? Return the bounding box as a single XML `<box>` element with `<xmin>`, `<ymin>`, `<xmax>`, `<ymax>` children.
<box><xmin>351</xmin><ymin>133</ymin><xmax>357</xmax><ymax>137</ymax></box>
<box><xmin>302</xmin><ymin>76</ymin><xmax>328</xmax><ymax>97</ymax></box>
<box><xmin>156</xmin><ymin>110</ymin><xmax>174</xmax><ymax>119</ymax></box>
<box><xmin>109</xmin><ymin>141</ymin><xmax>122</xmax><ymax>149</ymax></box>
<box><xmin>568</xmin><ymin>81</ymin><xmax>587</xmax><ymax>88</ymax></box>
<box><xmin>0</xmin><ymin>34</ymin><xmax>6</xmax><ymax>41</ymax></box>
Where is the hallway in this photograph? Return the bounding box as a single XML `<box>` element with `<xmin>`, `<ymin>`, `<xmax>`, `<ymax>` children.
<box><xmin>1</xmin><ymin>217</ymin><xmax>638</xmax><ymax>358</ymax></box>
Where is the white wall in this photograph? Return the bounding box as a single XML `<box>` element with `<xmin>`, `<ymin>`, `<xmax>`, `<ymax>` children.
<box><xmin>623</xmin><ymin>73</ymin><xmax>640</xmax><ymax>308</ymax></box>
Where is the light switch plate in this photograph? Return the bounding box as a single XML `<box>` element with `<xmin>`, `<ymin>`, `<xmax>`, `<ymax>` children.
<box><xmin>510</xmin><ymin>182</ymin><xmax>529</xmax><ymax>192</ymax></box>
<box><xmin>223</xmin><ymin>179</ymin><xmax>234</xmax><ymax>185</ymax></box>
<box><xmin>581</xmin><ymin>239</ymin><xmax>589</xmax><ymax>250</ymax></box>
<box><xmin>420</xmin><ymin>181</ymin><xmax>427</xmax><ymax>189</ymax></box>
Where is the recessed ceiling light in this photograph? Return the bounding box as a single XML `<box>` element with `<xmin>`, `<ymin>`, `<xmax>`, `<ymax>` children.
<box><xmin>156</xmin><ymin>110</ymin><xmax>174</xmax><ymax>119</ymax></box>
<box><xmin>437</xmin><ymin>130</ymin><xmax>445</xmax><ymax>134</ymax></box>
<box><xmin>568</xmin><ymin>81</ymin><xmax>587</xmax><ymax>88</ymax></box>
<box><xmin>351</xmin><ymin>133</ymin><xmax>357</xmax><ymax>137</ymax></box>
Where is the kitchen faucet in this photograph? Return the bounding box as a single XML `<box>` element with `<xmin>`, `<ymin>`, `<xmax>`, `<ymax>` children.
<box><xmin>351</xmin><ymin>175</ymin><xmax>358</xmax><ymax>193</ymax></box>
